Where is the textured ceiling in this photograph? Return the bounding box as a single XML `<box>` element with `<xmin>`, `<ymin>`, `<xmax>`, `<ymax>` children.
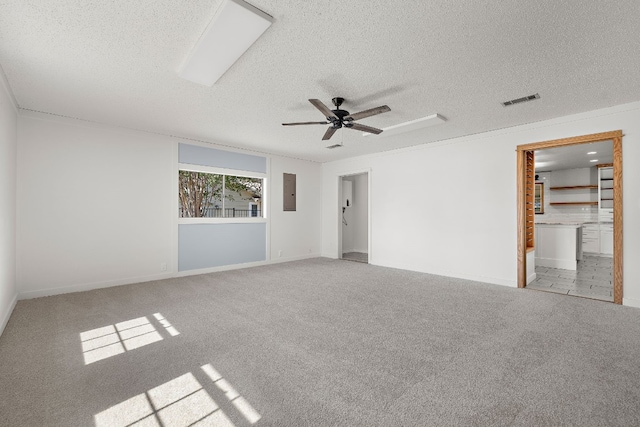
<box><xmin>1</xmin><ymin>1</ymin><xmax>639</xmax><ymax>162</ymax></box>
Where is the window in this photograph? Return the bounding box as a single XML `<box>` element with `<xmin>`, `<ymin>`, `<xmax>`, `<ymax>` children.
<box><xmin>534</xmin><ymin>182</ymin><xmax>544</xmax><ymax>214</ymax></box>
<box><xmin>223</xmin><ymin>175</ymin><xmax>263</xmax><ymax>218</ymax></box>
<box><xmin>178</xmin><ymin>171</ymin><xmax>263</xmax><ymax>218</ymax></box>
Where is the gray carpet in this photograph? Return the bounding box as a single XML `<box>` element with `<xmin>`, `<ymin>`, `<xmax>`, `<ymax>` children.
<box><xmin>1</xmin><ymin>258</ymin><xmax>640</xmax><ymax>426</ymax></box>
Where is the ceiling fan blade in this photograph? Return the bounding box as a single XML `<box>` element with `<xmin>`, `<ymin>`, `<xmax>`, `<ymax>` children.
<box><xmin>309</xmin><ymin>99</ymin><xmax>339</xmax><ymax>120</ymax></box>
<box><xmin>349</xmin><ymin>123</ymin><xmax>383</xmax><ymax>135</ymax></box>
<box><xmin>322</xmin><ymin>127</ymin><xmax>338</xmax><ymax>140</ymax></box>
<box><xmin>282</xmin><ymin>121</ymin><xmax>328</xmax><ymax>126</ymax></box>
<box><xmin>345</xmin><ymin>105</ymin><xmax>390</xmax><ymax>121</ymax></box>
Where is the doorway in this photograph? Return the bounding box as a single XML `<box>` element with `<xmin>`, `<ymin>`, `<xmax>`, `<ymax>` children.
<box><xmin>516</xmin><ymin>131</ymin><xmax>623</xmax><ymax>304</ymax></box>
<box><xmin>339</xmin><ymin>172</ymin><xmax>370</xmax><ymax>263</ymax></box>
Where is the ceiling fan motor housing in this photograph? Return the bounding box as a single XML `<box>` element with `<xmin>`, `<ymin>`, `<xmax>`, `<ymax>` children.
<box><xmin>329</xmin><ymin>109</ymin><xmax>352</xmax><ymax>128</ymax></box>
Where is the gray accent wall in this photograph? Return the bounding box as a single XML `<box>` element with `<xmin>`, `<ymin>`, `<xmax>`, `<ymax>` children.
<box><xmin>178</xmin><ymin>223</ymin><xmax>267</xmax><ymax>271</ymax></box>
<box><xmin>179</xmin><ymin>143</ymin><xmax>267</xmax><ymax>173</ymax></box>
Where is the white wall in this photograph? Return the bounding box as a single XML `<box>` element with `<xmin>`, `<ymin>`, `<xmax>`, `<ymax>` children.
<box><xmin>341</xmin><ymin>174</ymin><xmax>368</xmax><ymax>254</ymax></box>
<box><xmin>269</xmin><ymin>156</ymin><xmax>322</xmax><ymax>262</ymax></box>
<box><xmin>526</xmin><ymin>250</ymin><xmax>535</xmax><ymax>284</ymax></box>
<box><xmin>16</xmin><ymin>113</ymin><xmax>322</xmax><ymax>298</ymax></box>
<box><xmin>17</xmin><ymin>115</ymin><xmax>176</xmax><ymax>298</ymax></box>
<box><xmin>0</xmin><ymin>67</ymin><xmax>18</xmax><ymax>336</ymax></box>
<box><xmin>321</xmin><ymin>101</ymin><xmax>640</xmax><ymax>306</ymax></box>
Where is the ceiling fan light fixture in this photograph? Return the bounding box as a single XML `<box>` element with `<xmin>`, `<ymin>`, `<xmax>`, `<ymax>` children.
<box><xmin>363</xmin><ymin>113</ymin><xmax>446</xmax><ymax>137</ymax></box>
<box><xmin>178</xmin><ymin>0</ymin><xmax>273</xmax><ymax>86</ymax></box>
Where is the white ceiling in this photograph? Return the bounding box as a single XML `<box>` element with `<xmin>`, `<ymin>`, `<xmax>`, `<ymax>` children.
<box><xmin>535</xmin><ymin>140</ymin><xmax>613</xmax><ymax>172</ymax></box>
<box><xmin>1</xmin><ymin>1</ymin><xmax>639</xmax><ymax>162</ymax></box>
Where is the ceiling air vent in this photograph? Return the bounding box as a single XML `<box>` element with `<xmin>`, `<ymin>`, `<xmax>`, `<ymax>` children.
<box><xmin>501</xmin><ymin>93</ymin><xmax>540</xmax><ymax>107</ymax></box>
<box><xmin>326</xmin><ymin>144</ymin><xmax>343</xmax><ymax>149</ymax></box>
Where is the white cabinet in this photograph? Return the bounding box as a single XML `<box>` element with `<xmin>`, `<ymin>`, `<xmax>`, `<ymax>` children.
<box><xmin>581</xmin><ymin>223</ymin><xmax>613</xmax><ymax>255</ymax></box>
<box><xmin>582</xmin><ymin>224</ymin><xmax>600</xmax><ymax>254</ymax></box>
<box><xmin>600</xmin><ymin>223</ymin><xmax>614</xmax><ymax>255</ymax></box>
<box><xmin>535</xmin><ymin>224</ymin><xmax>581</xmax><ymax>270</ymax></box>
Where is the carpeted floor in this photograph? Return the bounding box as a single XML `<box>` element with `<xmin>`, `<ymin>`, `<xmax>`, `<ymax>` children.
<box><xmin>1</xmin><ymin>258</ymin><xmax>640</xmax><ymax>426</ymax></box>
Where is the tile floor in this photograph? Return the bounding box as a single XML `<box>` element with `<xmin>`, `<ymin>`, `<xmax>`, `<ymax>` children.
<box><xmin>342</xmin><ymin>252</ymin><xmax>368</xmax><ymax>263</ymax></box>
<box><xmin>527</xmin><ymin>255</ymin><xmax>613</xmax><ymax>302</ymax></box>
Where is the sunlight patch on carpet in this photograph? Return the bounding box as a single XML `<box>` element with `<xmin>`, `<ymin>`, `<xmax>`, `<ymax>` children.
<box><xmin>93</xmin><ymin>367</ymin><xmax>256</xmax><ymax>427</ymax></box>
<box><xmin>80</xmin><ymin>314</ymin><xmax>180</xmax><ymax>365</ymax></box>
<box><xmin>202</xmin><ymin>364</ymin><xmax>261</xmax><ymax>424</ymax></box>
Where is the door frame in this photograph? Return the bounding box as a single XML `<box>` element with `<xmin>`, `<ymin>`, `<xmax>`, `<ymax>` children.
<box><xmin>337</xmin><ymin>169</ymin><xmax>372</xmax><ymax>262</ymax></box>
<box><xmin>516</xmin><ymin>130</ymin><xmax>623</xmax><ymax>303</ymax></box>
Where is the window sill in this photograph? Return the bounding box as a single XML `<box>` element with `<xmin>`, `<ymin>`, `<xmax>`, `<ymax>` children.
<box><xmin>178</xmin><ymin>217</ymin><xmax>267</xmax><ymax>225</ymax></box>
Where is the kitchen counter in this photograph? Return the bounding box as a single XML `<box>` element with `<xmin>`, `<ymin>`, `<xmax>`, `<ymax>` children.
<box><xmin>535</xmin><ymin>223</ymin><xmax>581</xmax><ymax>228</ymax></box>
<box><xmin>535</xmin><ymin>223</ymin><xmax>583</xmax><ymax>270</ymax></box>
<box><xmin>535</xmin><ymin>222</ymin><xmax>582</xmax><ymax>226</ymax></box>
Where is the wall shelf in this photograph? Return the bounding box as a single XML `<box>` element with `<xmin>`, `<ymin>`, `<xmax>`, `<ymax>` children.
<box><xmin>550</xmin><ymin>185</ymin><xmax>598</xmax><ymax>190</ymax></box>
<box><xmin>599</xmin><ymin>166</ymin><xmax>614</xmax><ymax>214</ymax></box>
<box><xmin>550</xmin><ymin>202</ymin><xmax>599</xmax><ymax>206</ymax></box>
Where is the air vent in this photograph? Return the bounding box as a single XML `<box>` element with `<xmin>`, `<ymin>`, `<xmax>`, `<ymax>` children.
<box><xmin>501</xmin><ymin>93</ymin><xmax>540</xmax><ymax>107</ymax></box>
<box><xmin>326</xmin><ymin>144</ymin><xmax>343</xmax><ymax>149</ymax></box>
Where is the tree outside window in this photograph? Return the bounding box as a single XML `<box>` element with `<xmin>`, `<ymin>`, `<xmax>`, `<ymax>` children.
<box><xmin>179</xmin><ymin>171</ymin><xmax>263</xmax><ymax>218</ymax></box>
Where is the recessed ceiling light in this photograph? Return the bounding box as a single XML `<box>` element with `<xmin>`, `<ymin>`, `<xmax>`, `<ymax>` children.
<box><xmin>590</xmin><ymin>159</ymin><xmax>599</xmax><ymax>162</ymax></box>
<box><xmin>178</xmin><ymin>0</ymin><xmax>273</xmax><ymax>86</ymax></box>
<box><xmin>587</xmin><ymin>151</ymin><xmax>597</xmax><ymax>155</ymax></box>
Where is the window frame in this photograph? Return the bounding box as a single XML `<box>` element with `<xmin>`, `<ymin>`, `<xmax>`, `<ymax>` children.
<box><xmin>178</xmin><ymin>163</ymin><xmax>267</xmax><ymax>224</ymax></box>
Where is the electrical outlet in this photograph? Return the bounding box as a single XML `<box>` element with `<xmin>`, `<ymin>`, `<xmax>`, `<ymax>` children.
<box><xmin>278</xmin><ymin>250</ymin><xmax>283</xmax><ymax>257</ymax></box>
<box><xmin>160</xmin><ymin>262</ymin><xmax>167</xmax><ymax>271</ymax></box>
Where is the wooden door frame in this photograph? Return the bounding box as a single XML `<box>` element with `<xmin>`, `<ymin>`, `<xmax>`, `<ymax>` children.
<box><xmin>516</xmin><ymin>130</ymin><xmax>623</xmax><ymax>304</ymax></box>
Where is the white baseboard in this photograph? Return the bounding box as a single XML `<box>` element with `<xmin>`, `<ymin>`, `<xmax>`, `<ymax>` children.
<box><xmin>371</xmin><ymin>260</ymin><xmax>517</xmax><ymax>288</ymax></box>
<box><xmin>623</xmin><ymin>297</ymin><xmax>640</xmax><ymax>309</ymax></box>
<box><xmin>18</xmin><ymin>272</ymin><xmax>175</xmax><ymax>300</ymax></box>
<box><xmin>175</xmin><ymin>260</ymin><xmax>268</xmax><ymax>277</ymax></box>
<box><xmin>436</xmin><ymin>271</ymin><xmax>517</xmax><ymax>288</ymax></box>
<box><xmin>0</xmin><ymin>293</ymin><xmax>18</xmax><ymax>337</ymax></box>
<box><xmin>19</xmin><ymin>254</ymin><xmax>323</xmax><ymax>299</ymax></box>
<box><xmin>175</xmin><ymin>253</ymin><xmax>320</xmax><ymax>277</ymax></box>
<box><xmin>268</xmin><ymin>253</ymin><xmax>321</xmax><ymax>265</ymax></box>
<box><xmin>527</xmin><ymin>272</ymin><xmax>537</xmax><ymax>285</ymax></box>
<box><xmin>321</xmin><ymin>251</ymin><xmax>339</xmax><ymax>259</ymax></box>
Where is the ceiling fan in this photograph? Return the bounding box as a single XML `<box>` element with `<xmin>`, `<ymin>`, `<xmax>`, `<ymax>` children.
<box><xmin>282</xmin><ymin>97</ymin><xmax>391</xmax><ymax>140</ymax></box>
